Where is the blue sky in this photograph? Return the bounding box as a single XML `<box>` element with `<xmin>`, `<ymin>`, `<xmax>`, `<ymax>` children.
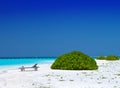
<box><xmin>0</xmin><ymin>0</ymin><xmax>120</xmax><ymax>57</ymax></box>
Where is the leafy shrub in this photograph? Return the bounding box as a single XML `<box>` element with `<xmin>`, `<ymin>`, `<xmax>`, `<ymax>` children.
<box><xmin>51</xmin><ymin>51</ymin><xmax>98</xmax><ymax>70</ymax></box>
<box><xmin>96</xmin><ymin>56</ymin><xmax>107</xmax><ymax>60</ymax></box>
<box><xmin>106</xmin><ymin>55</ymin><xmax>119</xmax><ymax>60</ymax></box>
<box><xmin>96</xmin><ymin>55</ymin><xmax>119</xmax><ymax>60</ymax></box>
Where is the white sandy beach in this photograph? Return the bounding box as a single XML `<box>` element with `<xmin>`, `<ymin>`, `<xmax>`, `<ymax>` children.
<box><xmin>0</xmin><ymin>60</ymin><xmax>120</xmax><ymax>88</ymax></box>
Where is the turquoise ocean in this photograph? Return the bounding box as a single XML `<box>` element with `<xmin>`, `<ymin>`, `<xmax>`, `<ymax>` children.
<box><xmin>0</xmin><ymin>57</ymin><xmax>56</xmax><ymax>67</ymax></box>
<box><xmin>0</xmin><ymin>57</ymin><xmax>97</xmax><ymax>67</ymax></box>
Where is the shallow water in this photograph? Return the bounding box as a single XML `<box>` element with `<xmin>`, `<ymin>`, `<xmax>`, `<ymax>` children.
<box><xmin>0</xmin><ymin>57</ymin><xmax>56</xmax><ymax>67</ymax></box>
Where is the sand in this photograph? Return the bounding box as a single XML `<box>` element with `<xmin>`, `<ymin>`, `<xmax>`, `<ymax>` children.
<box><xmin>0</xmin><ymin>60</ymin><xmax>120</xmax><ymax>88</ymax></box>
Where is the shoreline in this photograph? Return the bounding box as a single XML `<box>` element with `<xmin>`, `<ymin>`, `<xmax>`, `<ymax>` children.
<box><xmin>0</xmin><ymin>60</ymin><xmax>120</xmax><ymax>88</ymax></box>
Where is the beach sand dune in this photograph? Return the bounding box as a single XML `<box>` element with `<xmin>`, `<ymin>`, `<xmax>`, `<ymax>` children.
<box><xmin>0</xmin><ymin>60</ymin><xmax>120</xmax><ymax>88</ymax></box>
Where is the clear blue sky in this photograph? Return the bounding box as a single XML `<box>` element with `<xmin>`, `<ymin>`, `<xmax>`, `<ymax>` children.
<box><xmin>0</xmin><ymin>0</ymin><xmax>120</xmax><ymax>57</ymax></box>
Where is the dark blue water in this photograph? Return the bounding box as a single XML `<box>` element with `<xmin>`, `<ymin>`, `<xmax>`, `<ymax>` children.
<box><xmin>0</xmin><ymin>57</ymin><xmax>56</xmax><ymax>66</ymax></box>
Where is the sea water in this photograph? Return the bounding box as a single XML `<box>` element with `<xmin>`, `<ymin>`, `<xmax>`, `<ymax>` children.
<box><xmin>0</xmin><ymin>56</ymin><xmax>97</xmax><ymax>67</ymax></box>
<box><xmin>0</xmin><ymin>57</ymin><xmax>56</xmax><ymax>67</ymax></box>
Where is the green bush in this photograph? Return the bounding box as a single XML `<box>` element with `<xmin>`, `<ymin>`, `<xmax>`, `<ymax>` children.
<box><xmin>96</xmin><ymin>55</ymin><xmax>119</xmax><ymax>60</ymax></box>
<box><xmin>96</xmin><ymin>56</ymin><xmax>107</xmax><ymax>60</ymax></box>
<box><xmin>106</xmin><ymin>55</ymin><xmax>119</xmax><ymax>60</ymax></box>
<box><xmin>51</xmin><ymin>51</ymin><xmax>98</xmax><ymax>70</ymax></box>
